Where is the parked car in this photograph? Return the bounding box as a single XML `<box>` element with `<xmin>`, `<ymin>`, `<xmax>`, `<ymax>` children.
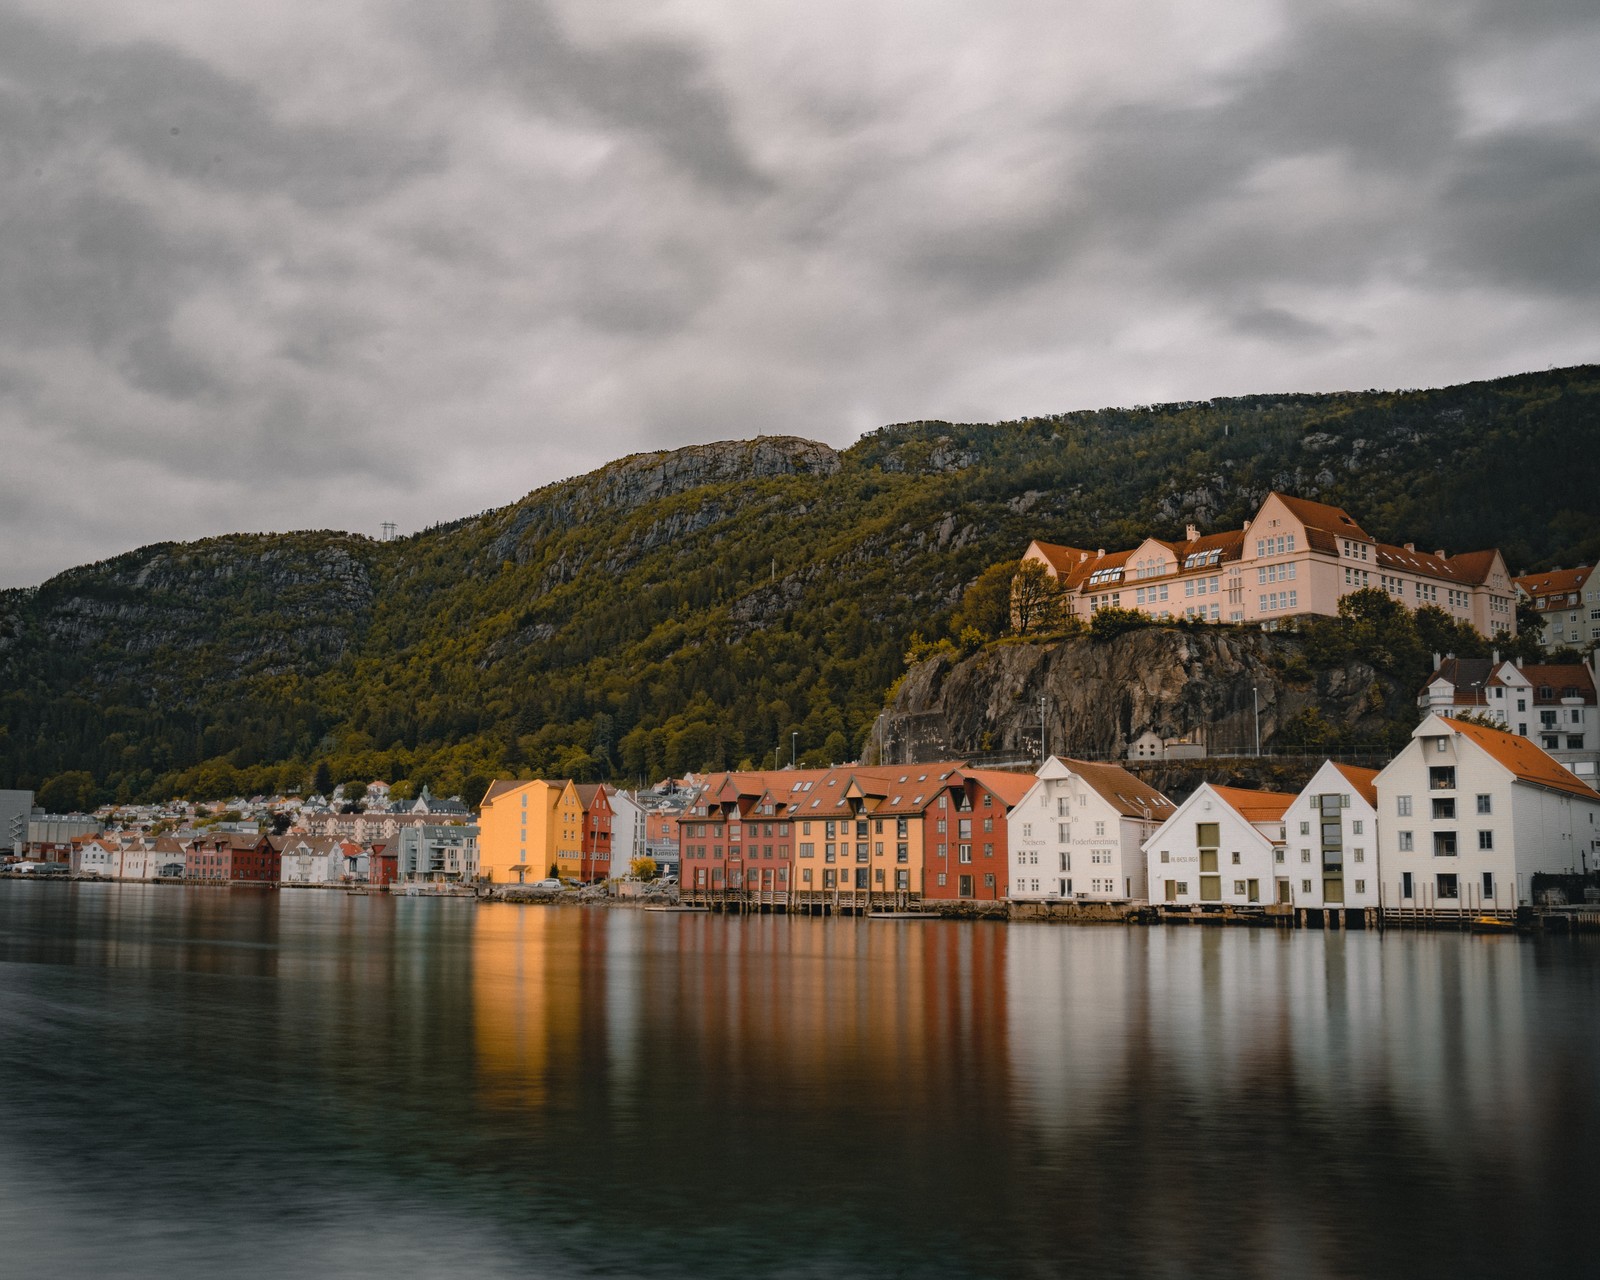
<box><xmin>530</xmin><ymin>878</ymin><xmax>564</xmax><ymax>891</ymax></box>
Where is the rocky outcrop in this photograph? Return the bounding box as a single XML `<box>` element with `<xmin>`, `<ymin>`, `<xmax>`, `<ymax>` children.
<box><xmin>485</xmin><ymin>436</ymin><xmax>839</xmax><ymax>562</ymax></box>
<box><xmin>866</xmin><ymin>628</ymin><xmax>1395</xmax><ymax>766</ymax></box>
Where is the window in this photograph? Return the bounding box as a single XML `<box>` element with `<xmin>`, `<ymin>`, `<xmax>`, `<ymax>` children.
<box><xmin>1398</xmin><ymin>831</ymin><xmax>1414</xmax><ymax>851</ymax></box>
<box><xmin>1432</xmin><ymin>798</ymin><xmax>1455</xmax><ymax>820</ymax></box>
<box><xmin>1434</xmin><ymin>832</ymin><xmax>1457</xmax><ymax>856</ymax></box>
<box><xmin>1234</xmin><ymin>880</ymin><xmax>1247</xmax><ymax>895</ymax></box>
<box><xmin>1274</xmin><ymin>849</ymin><xmax>1284</xmax><ymax>863</ymax></box>
<box><xmin>1351</xmin><ymin>819</ymin><xmax>1363</xmax><ymax>835</ymax></box>
<box><xmin>1354</xmin><ymin>880</ymin><xmax>1366</xmax><ymax>894</ymax></box>
<box><xmin>1436</xmin><ymin>874</ymin><xmax>1458</xmax><ymax>900</ymax></box>
<box><xmin>1301</xmin><ymin>849</ymin><xmax>1311</xmax><ymax>863</ymax></box>
<box><xmin>1478</xmin><ymin>830</ymin><xmax>1494</xmax><ymax>850</ymax></box>
<box><xmin>1429</xmin><ymin>766</ymin><xmax>1455</xmax><ymax>790</ymax></box>
<box><xmin>1300</xmin><ymin>821</ymin><xmax>1310</xmax><ymax>835</ymax></box>
<box><xmin>1231</xmin><ymin>851</ymin><xmax>1241</xmax><ymax>865</ymax></box>
<box><xmin>1482</xmin><ymin>871</ymin><xmax>1495</xmax><ymax>899</ymax></box>
<box><xmin>1401</xmin><ymin>871</ymin><xmax>1413</xmax><ymax>899</ymax></box>
<box><xmin>1397</xmin><ymin>795</ymin><xmax>1412</xmax><ymax>817</ymax></box>
<box><xmin>1353</xmin><ymin>848</ymin><xmax>1364</xmax><ymax>863</ymax></box>
<box><xmin>1301</xmin><ymin>879</ymin><xmax>1312</xmax><ymax>894</ymax></box>
<box><xmin>958</xmin><ymin>844</ymin><xmax>972</xmax><ymax>864</ymax></box>
<box><xmin>1476</xmin><ymin>794</ymin><xmax>1492</xmax><ymax>815</ymax></box>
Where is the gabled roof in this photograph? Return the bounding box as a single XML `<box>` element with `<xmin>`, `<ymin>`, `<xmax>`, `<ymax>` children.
<box><xmin>1438</xmin><ymin>717</ymin><xmax>1598</xmax><ymax>800</ymax></box>
<box><xmin>574</xmin><ymin>783</ymin><xmax>608</xmax><ymax>808</ymax></box>
<box><xmin>1514</xmin><ymin>566</ymin><xmax>1592</xmax><ymax>603</ymax></box>
<box><xmin>1423</xmin><ymin>657</ymin><xmax>1497</xmax><ymax>704</ymax></box>
<box><xmin>1271</xmin><ymin>493</ymin><xmax>1371</xmax><ymax>542</ymax></box>
<box><xmin>1210</xmin><ymin>785</ymin><xmax>1295</xmax><ymax>823</ymax></box>
<box><xmin>960</xmin><ymin>769</ymin><xmax>1036</xmax><ymax>808</ymax></box>
<box><xmin>1026</xmin><ymin>540</ymin><xmax>1091</xmax><ymax>575</ymax></box>
<box><xmin>1329</xmin><ymin>764</ymin><xmax>1380</xmax><ymax>809</ymax></box>
<box><xmin>1056</xmin><ymin>758</ymin><xmax>1175</xmax><ymax>817</ymax></box>
<box><xmin>480</xmin><ymin>779</ymin><xmax>527</xmax><ymax>807</ymax></box>
<box><xmin>1519</xmin><ymin>664</ymin><xmax>1597</xmax><ymax>705</ymax></box>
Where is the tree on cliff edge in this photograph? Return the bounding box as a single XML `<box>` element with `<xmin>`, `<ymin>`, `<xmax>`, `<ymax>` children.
<box><xmin>1010</xmin><ymin>560</ymin><xmax>1066</xmax><ymax>635</ymax></box>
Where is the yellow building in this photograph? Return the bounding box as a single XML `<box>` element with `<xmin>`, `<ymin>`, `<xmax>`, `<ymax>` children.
<box><xmin>478</xmin><ymin>778</ymin><xmax>587</xmax><ymax>883</ymax></box>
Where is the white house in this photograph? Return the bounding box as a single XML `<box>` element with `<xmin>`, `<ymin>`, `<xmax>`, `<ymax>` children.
<box><xmin>1375</xmin><ymin>714</ymin><xmax>1600</xmax><ymax>914</ymax></box>
<box><xmin>1010</xmin><ymin>757</ymin><xmax>1174</xmax><ymax>901</ymax></box>
<box><xmin>72</xmin><ymin>837</ymin><xmax>121</xmax><ymax>879</ymax></box>
<box><xmin>279</xmin><ymin>836</ymin><xmax>345</xmax><ymax>885</ymax></box>
<box><xmin>1142</xmin><ymin>783</ymin><xmax>1295</xmax><ymax>908</ymax></box>
<box><xmin>608</xmin><ymin>788</ymin><xmax>647</xmax><ymax>875</ymax></box>
<box><xmin>1281</xmin><ymin>762</ymin><xmax>1381</xmax><ymax>913</ymax></box>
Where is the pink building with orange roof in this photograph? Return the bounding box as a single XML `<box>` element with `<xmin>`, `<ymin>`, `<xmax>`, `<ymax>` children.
<box><xmin>1024</xmin><ymin>492</ymin><xmax>1517</xmax><ymax>634</ymax></box>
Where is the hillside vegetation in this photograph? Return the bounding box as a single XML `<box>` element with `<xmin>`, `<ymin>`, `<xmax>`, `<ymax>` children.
<box><xmin>2</xmin><ymin>365</ymin><xmax>1597</xmax><ymax>806</ymax></box>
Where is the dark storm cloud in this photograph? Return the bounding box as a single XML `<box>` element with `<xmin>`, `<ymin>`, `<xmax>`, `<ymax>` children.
<box><xmin>1</xmin><ymin>0</ymin><xmax>1598</xmax><ymax>589</ymax></box>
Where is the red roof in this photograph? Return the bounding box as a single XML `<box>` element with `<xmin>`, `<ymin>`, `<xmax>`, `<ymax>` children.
<box><xmin>1272</xmin><ymin>493</ymin><xmax>1371</xmax><ymax>541</ymax></box>
<box><xmin>1027</xmin><ymin>541</ymin><xmax>1090</xmax><ymax>575</ymax></box>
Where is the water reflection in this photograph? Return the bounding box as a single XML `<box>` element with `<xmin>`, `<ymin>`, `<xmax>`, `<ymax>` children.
<box><xmin>1</xmin><ymin>883</ymin><xmax>1596</xmax><ymax>1278</ymax></box>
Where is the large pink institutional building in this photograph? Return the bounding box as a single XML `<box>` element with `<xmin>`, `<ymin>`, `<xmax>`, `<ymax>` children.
<box><xmin>1024</xmin><ymin>492</ymin><xmax>1517</xmax><ymax>636</ymax></box>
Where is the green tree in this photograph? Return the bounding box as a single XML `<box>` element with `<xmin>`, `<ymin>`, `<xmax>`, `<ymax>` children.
<box><xmin>1089</xmin><ymin>607</ymin><xmax>1149</xmax><ymax>640</ymax></box>
<box><xmin>37</xmin><ymin>771</ymin><xmax>97</xmax><ymax>814</ymax></box>
<box><xmin>949</xmin><ymin>560</ymin><xmax>1016</xmax><ymax>640</ymax></box>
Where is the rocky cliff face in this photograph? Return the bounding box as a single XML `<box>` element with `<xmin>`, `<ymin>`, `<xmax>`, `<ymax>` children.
<box><xmin>866</xmin><ymin>629</ymin><xmax>1395</xmax><ymax>766</ymax></box>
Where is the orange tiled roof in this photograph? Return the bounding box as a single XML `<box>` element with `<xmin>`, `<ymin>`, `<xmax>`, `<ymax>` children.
<box><xmin>1027</xmin><ymin>540</ymin><xmax>1091</xmax><ymax>575</ymax></box>
<box><xmin>960</xmin><ymin>768</ymin><xmax>1037</xmax><ymax>808</ymax></box>
<box><xmin>1515</xmin><ymin>566</ymin><xmax>1592</xmax><ymax>603</ymax></box>
<box><xmin>1330</xmin><ymin>764</ymin><xmax>1380</xmax><ymax>809</ymax></box>
<box><xmin>1440</xmin><ymin>717</ymin><xmax>1598</xmax><ymax>800</ymax></box>
<box><xmin>1272</xmin><ymin>493</ymin><xmax>1371</xmax><ymax>541</ymax></box>
<box><xmin>1211</xmin><ymin>785</ymin><xmax>1296</xmax><ymax>823</ymax></box>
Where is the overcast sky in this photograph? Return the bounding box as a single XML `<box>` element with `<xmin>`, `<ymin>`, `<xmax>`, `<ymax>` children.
<box><xmin>2</xmin><ymin>0</ymin><xmax>1597</xmax><ymax>588</ymax></box>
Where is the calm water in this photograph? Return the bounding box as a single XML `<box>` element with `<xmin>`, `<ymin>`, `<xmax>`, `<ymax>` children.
<box><xmin>1</xmin><ymin>884</ymin><xmax>1597</xmax><ymax>1279</ymax></box>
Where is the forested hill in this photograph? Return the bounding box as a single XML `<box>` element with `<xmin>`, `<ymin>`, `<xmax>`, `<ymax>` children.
<box><xmin>3</xmin><ymin>365</ymin><xmax>1597</xmax><ymax>807</ymax></box>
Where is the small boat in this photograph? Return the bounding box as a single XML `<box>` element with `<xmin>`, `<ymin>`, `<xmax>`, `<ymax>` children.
<box><xmin>1470</xmin><ymin>915</ymin><xmax>1516</xmax><ymax>934</ymax></box>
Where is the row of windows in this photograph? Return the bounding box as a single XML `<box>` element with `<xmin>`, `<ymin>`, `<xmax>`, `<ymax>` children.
<box><xmin>1400</xmin><ymin>871</ymin><xmax>1496</xmax><ymax>900</ymax></box>
<box><xmin>1261</xmin><ymin>590</ymin><xmax>1298</xmax><ymax>612</ymax></box>
<box><xmin>1395</xmin><ymin>830</ymin><xmax>1496</xmax><ymax>853</ymax></box>
<box><xmin>1258</xmin><ymin>562</ymin><xmax>1297</xmax><ymax>584</ymax></box>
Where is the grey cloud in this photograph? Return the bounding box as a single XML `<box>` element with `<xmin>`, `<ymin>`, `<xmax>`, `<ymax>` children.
<box><xmin>1436</xmin><ymin>131</ymin><xmax>1600</xmax><ymax>295</ymax></box>
<box><xmin>1230</xmin><ymin>306</ymin><xmax>1337</xmax><ymax>344</ymax></box>
<box><xmin>405</xmin><ymin>0</ymin><xmax>770</xmax><ymax>198</ymax></box>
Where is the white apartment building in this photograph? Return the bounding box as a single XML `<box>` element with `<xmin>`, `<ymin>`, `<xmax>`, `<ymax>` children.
<box><xmin>1009</xmin><ymin>757</ymin><xmax>1174</xmax><ymax>901</ymax></box>
<box><xmin>279</xmin><ymin>836</ymin><xmax>346</xmax><ymax>885</ymax></box>
<box><xmin>1142</xmin><ymin>783</ymin><xmax>1295</xmax><ymax>908</ymax></box>
<box><xmin>1418</xmin><ymin>654</ymin><xmax>1599</xmax><ymax>783</ymax></box>
<box><xmin>1280</xmin><ymin>762</ymin><xmax>1381</xmax><ymax>911</ymax></box>
<box><xmin>397</xmin><ymin>824</ymin><xmax>480</xmax><ymax>884</ymax></box>
<box><xmin>608</xmin><ymin>789</ymin><xmax>647</xmax><ymax>874</ymax></box>
<box><xmin>1375</xmin><ymin>714</ymin><xmax>1600</xmax><ymax>914</ymax></box>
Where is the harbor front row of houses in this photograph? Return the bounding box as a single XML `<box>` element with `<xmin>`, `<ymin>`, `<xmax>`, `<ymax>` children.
<box><xmin>650</xmin><ymin>713</ymin><xmax>1600</xmax><ymax>921</ymax></box>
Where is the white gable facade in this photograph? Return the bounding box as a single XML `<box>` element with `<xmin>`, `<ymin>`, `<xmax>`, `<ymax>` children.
<box><xmin>1281</xmin><ymin>762</ymin><xmax>1381</xmax><ymax>910</ymax></box>
<box><xmin>1377</xmin><ymin>716</ymin><xmax>1600</xmax><ymax>913</ymax></box>
<box><xmin>1142</xmin><ymin>784</ymin><xmax>1287</xmax><ymax>908</ymax></box>
<box><xmin>1009</xmin><ymin>758</ymin><xmax>1165</xmax><ymax>902</ymax></box>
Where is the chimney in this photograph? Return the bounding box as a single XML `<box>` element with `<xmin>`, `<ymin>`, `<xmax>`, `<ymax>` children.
<box><xmin>1433</xmin><ymin>652</ymin><xmax>1442</xmax><ymax>671</ymax></box>
<box><xmin>1185</xmin><ymin>523</ymin><xmax>1200</xmax><ymax>541</ymax></box>
<box><xmin>1516</xmin><ymin>656</ymin><xmax>1524</xmax><ymax>669</ymax></box>
<box><xmin>1404</xmin><ymin>542</ymin><xmax>1415</xmax><ymax>552</ymax></box>
<box><xmin>1097</xmin><ymin>548</ymin><xmax>1105</xmax><ymax>558</ymax></box>
<box><xmin>1434</xmin><ymin>549</ymin><xmax>1446</xmax><ymax>559</ymax></box>
<box><xmin>1492</xmin><ymin>648</ymin><xmax>1500</xmax><ymax>665</ymax></box>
